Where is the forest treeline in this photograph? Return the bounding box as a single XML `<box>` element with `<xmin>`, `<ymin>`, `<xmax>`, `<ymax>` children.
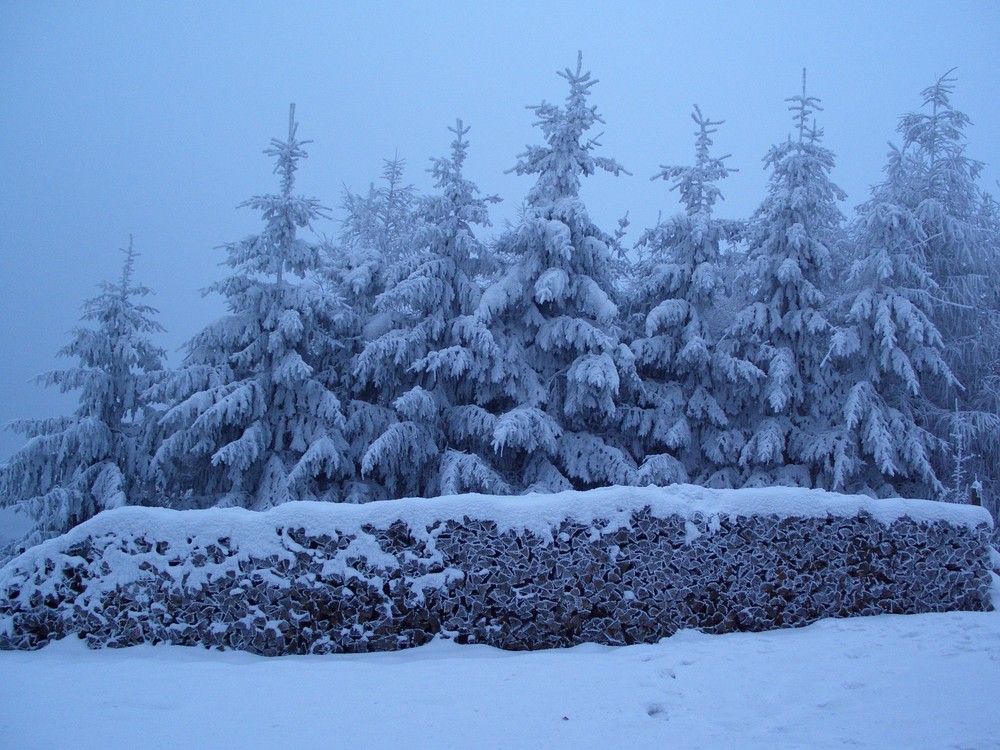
<box><xmin>2</xmin><ymin>56</ymin><xmax>997</xmax><ymax>553</ymax></box>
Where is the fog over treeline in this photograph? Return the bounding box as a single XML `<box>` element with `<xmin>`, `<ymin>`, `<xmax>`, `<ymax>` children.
<box><xmin>1</xmin><ymin>4</ymin><xmax>998</xmax><ymax>551</ymax></box>
<box><xmin>1</xmin><ymin>36</ymin><xmax>998</xmax><ymax>555</ymax></box>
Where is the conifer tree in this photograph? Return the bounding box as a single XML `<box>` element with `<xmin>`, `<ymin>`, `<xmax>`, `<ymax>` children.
<box><xmin>975</xmin><ymin>194</ymin><xmax>1000</xmax><ymax>500</ymax></box>
<box><xmin>476</xmin><ymin>53</ymin><xmax>638</xmax><ymax>492</ymax></box>
<box><xmin>320</xmin><ymin>157</ymin><xmax>420</xmax><ymax>502</ymax></box>
<box><xmin>339</xmin><ymin>155</ymin><xmax>418</xmax><ymax>265</ymax></box>
<box><xmin>356</xmin><ymin>120</ymin><xmax>506</xmax><ymax>497</ymax></box>
<box><xmin>884</xmin><ymin>71</ymin><xmax>1000</xmax><ymax>500</ymax></box>
<box><xmin>630</xmin><ymin>106</ymin><xmax>758</xmax><ymax>487</ymax></box>
<box><xmin>727</xmin><ymin>72</ymin><xmax>847</xmax><ymax>487</ymax></box>
<box><xmin>344</xmin><ymin>161</ymin><xmax>429</xmax><ymax>499</ymax></box>
<box><xmin>153</xmin><ymin>106</ymin><xmax>349</xmax><ymax>509</ymax></box>
<box><xmin>326</xmin><ymin>157</ymin><xmax>418</xmax><ymax>335</ymax></box>
<box><xmin>828</xmin><ymin>176</ymin><xmax>955</xmax><ymax>496</ymax></box>
<box><xmin>632</xmin><ymin>106</ymin><xmax>763</xmax><ymax>486</ymax></box>
<box><xmin>0</xmin><ymin>239</ymin><xmax>164</xmax><ymax>545</ymax></box>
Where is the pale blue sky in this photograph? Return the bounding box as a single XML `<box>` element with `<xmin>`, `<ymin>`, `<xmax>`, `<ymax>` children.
<box><xmin>1</xmin><ymin>1</ymin><xmax>998</xmax><ymax>459</ymax></box>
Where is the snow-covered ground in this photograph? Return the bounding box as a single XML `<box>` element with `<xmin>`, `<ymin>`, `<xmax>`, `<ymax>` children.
<box><xmin>2</xmin><ymin>576</ymin><xmax>998</xmax><ymax>750</ymax></box>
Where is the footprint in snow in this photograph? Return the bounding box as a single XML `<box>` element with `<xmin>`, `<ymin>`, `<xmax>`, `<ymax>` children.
<box><xmin>646</xmin><ymin>703</ymin><xmax>668</xmax><ymax>719</ymax></box>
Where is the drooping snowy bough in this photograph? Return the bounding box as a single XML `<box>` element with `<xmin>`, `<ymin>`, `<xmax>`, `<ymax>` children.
<box><xmin>0</xmin><ymin>486</ymin><xmax>992</xmax><ymax>654</ymax></box>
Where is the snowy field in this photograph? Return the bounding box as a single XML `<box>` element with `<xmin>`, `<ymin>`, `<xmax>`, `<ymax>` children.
<box><xmin>1</xmin><ymin>576</ymin><xmax>998</xmax><ymax>750</ymax></box>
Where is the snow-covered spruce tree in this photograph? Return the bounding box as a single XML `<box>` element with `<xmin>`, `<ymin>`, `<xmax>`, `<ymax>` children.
<box><xmin>727</xmin><ymin>72</ymin><xmax>847</xmax><ymax>487</ymax></box>
<box><xmin>152</xmin><ymin>106</ymin><xmax>349</xmax><ymax>509</ymax></box>
<box><xmin>885</xmin><ymin>71</ymin><xmax>1000</xmax><ymax>500</ymax></box>
<box><xmin>318</xmin><ymin>156</ymin><xmax>421</xmax><ymax>502</ymax></box>
<box><xmin>0</xmin><ymin>239</ymin><xmax>165</xmax><ymax>547</ymax></box>
<box><xmin>475</xmin><ymin>53</ymin><xmax>638</xmax><ymax>492</ymax></box>
<box><xmin>629</xmin><ymin>106</ymin><xmax>759</xmax><ymax>487</ymax></box>
<box><xmin>973</xmin><ymin>191</ymin><xmax>1000</xmax><ymax>510</ymax></box>
<box><xmin>339</xmin><ymin>155</ymin><xmax>418</xmax><ymax>266</ymax></box>
<box><xmin>355</xmin><ymin>120</ymin><xmax>507</xmax><ymax>497</ymax></box>
<box><xmin>827</xmin><ymin>175</ymin><xmax>956</xmax><ymax>497</ymax></box>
